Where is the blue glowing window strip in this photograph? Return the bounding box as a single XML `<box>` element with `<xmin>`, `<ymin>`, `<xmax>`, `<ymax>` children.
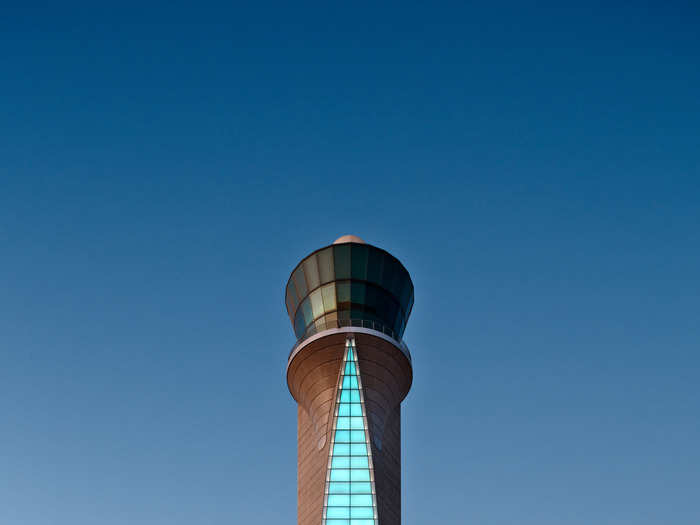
<box><xmin>322</xmin><ymin>337</ymin><xmax>378</xmax><ymax>525</ymax></box>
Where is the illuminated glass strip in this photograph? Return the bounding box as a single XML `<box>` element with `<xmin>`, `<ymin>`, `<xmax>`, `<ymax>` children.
<box><xmin>322</xmin><ymin>337</ymin><xmax>378</xmax><ymax>525</ymax></box>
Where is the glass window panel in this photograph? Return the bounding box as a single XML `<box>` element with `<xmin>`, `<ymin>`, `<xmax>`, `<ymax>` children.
<box><xmin>325</xmin><ymin>521</ymin><xmax>350</xmax><ymax>525</ymax></box>
<box><xmin>333</xmin><ymin>244</ymin><xmax>351</xmax><ymax>279</ymax></box>
<box><xmin>350</xmin><ymin>444</ymin><xmax>367</xmax><ymax>455</ymax></box>
<box><xmin>366</xmin><ymin>248</ymin><xmax>383</xmax><ymax>285</ymax></box>
<box><xmin>303</xmin><ymin>254</ymin><xmax>320</xmax><ymax>291</ymax></box>
<box><xmin>293</xmin><ymin>267</ymin><xmax>308</xmax><ymax>299</ymax></box>
<box><xmin>301</xmin><ymin>297</ymin><xmax>313</xmax><ymax>325</ymax></box>
<box><xmin>333</xmin><ymin>444</ymin><xmax>350</xmax><ymax>456</ymax></box>
<box><xmin>344</xmin><ymin>361</ymin><xmax>356</xmax><ymax>375</ymax></box>
<box><xmin>327</xmin><ymin>494</ymin><xmax>350</xmax><ymax>506</ymax></box>
<box><xmin>318</xmin><ymin>247</ymin><xmax>335</xmax><ymax>284</ymax></box>
<box><xmin>350</xmin><ymin>507</ymin><xmax>374</xmax><ymax>519</ymax></box>
<box><xmin>335</xmin><ymin>430</ymin><xmax>351</xmax><ymax>441</ymax></box>
<box><xmin>287</xmin><ymin>280</ymin><xmax>299</xmax><ymax>309</ymax></box>
<box><xmin>330</xmin><ymin>469</ymin><xmax>350</xmax><ymax>482</ymax></box>
<box><xmin>342</xmin><ymin>376</ymin><xmax>358</xmax><ymax>389</ymax></box>
<box><xmin>332</xmin><ymin>456</ymin><xmax>351</xmax><ymax>468</ymax></box>
<box><xmin>349</xmin><ymin>430</ymin><xmax>365</xmax><ymax>442</ymax></box>
<box><xmin>350</xmin><ymin>417</ymin><xmax>364</xmax><ymax>429</ymax></box>
<box><xmin>350</xmin><ymin>282</ymin><xmax>366</xmax><ymax>305</ymax></box>
<box><xmin>350</xmin><ymin>456</ymin><xmax>369</xmax><ymax>468</ymax></box>
<box><xmin>351</xmin><ymin>469</ymin><xmax>370</xmax><ymax>482</ymax></box>
<box><xmin>337</xmin><ymin>281</ymin><xmax>351</xmax><ymax>305</ymax></box>
<box><xmin>350</xmin><ymin>244</ymin><xmax>368</xmax><ymax>280</ymax></box>
<box><xmin>350</xmin><ymin>494</ymin><xmax>373</xmax><ymax>507</ymax></box>
<box><xmin>328</xmin><ymin>482</ymin><xmax>350</xmax><ymax>494</ymax></box>
<box><xmin>324</xmin><ymin>340</ymin><xmax>378</xmax><ymax>525</ymax></box>
<box><xmin>349</xmin><ymin>482</ymin><xmax>372</xmax><ymax>494</ymax></box>
<box><xmin>294</xmin><ymin>312</ymin><xmax>306</xmax><ymax>339</ymax></box>
<box><xmin>326</xmin><ymin>506</ymin><xmax>350</xmax><ymax>519</ymax></box>
<box><xmin>310</xmin><ymin>288</ymin><xmax>324</xmax><ymax>319</ymax></box>
<box><xmin>321</xmin><ymin>283</ymin><xmax>337</xmax><ymax>312</ymax></box>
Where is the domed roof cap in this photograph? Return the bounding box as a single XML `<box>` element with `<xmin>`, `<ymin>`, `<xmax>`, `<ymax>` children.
<box><xmin>333</xmin><ymin>234</ymin><xmax>365</xmax><ymax>244</ymax></box>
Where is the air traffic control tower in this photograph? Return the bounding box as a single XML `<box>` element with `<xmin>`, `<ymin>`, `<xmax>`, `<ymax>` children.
<box><xmin>285</xmin><ymin>235</ymin><xmax>414</xmax><ymax>525</ymax></box>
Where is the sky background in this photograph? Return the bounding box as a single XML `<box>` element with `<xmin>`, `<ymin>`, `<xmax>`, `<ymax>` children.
<box><xmin>1</xmin><ymin>2</ymin><xmax>699</xmax><ymax>524</ymax></box>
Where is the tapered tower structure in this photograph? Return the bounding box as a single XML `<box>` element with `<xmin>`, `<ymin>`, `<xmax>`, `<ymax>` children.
<box><xmin>285</xmin><ymin>236</ymin><xmax>414</xmax><ymax>525</ymax></box>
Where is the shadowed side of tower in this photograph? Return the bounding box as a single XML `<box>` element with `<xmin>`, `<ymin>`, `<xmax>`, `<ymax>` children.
<box><xmin>286</xmin><ymin>237</ymin><xmax>414</xmax><ymax>525</ymax></box>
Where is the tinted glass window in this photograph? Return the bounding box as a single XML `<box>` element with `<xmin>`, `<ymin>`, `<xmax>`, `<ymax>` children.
<box><xmin>301</xmin><ymin>297</ymin><xmax>313</xmax><ymax>325</ymax></box>
<box><xmin>303</xmin><ymin>255</ymin><xmax>320</xmax><ymax>291</ymax></box>
<box><xmin>317</xmin><ymin>247</ymin><xmax>334</xmax><ymax>284</ymax></box>
<box><xmin>294</xmin><ymin>311</ymin><xmax>305</xmax><ymax>338</ymax></box>
<box><xmin>366</xmin><ymin>248</ymin><xmax>383</xmax><ymax>285</ymax></box>
<box><xmin>350</xmin><ymin>282</ymin><xmax>366</xmax><ymax>305</ymax></box>
<box><xmin>293</xmin><ymin>267</ymin><xmax>308</xmax><ymax>299</ymax></box>
<box><xmin>321</xmin><ymin>283</ymin><xmax>337</xmax><ymax>312</ymax></box>
<box><xmin>310</xmin><ymin>288</ymin><xmax>324</xmax><ymax>319</ymax></box>
<box><xmin>350</xmin><ymin>244</ymin><xmax>368</xmax><ymax>281</ymax></box>
<box><xmin>333</xmin><ymin>244</ymin><xmax>351</xmax><ymax>279</ymax></box>
<box><xmin>337</xmin><ymin>281</ymin><xmax>351</xmax><ymax>305</ymax></box>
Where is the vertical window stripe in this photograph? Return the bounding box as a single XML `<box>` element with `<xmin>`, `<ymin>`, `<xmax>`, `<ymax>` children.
<box><xmin>322</xmin><ymin>338</ymin><xmax>378</xmax><ymax>525</ymax></box>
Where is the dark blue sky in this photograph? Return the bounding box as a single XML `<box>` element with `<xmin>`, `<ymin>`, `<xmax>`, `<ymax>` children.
<box><xmin>2</xmin><ymin>3</ymin><xmax>699</xmax><ymax>524</ymax></box>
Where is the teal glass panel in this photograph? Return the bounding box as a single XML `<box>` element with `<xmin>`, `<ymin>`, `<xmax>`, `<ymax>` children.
<box><xmin>327</xmin><ymin>507</ymin><xmax>350</xmax><ymax>519</ymax></box>
<box><xmin>323</xmin><ymin>339</ymin><xmax>378</xmax><ymax>525</ymax></box>
<box><xmin>328</xmin><ymin>495</ymin><xmax>350</xmax><ymax>506</ymax></box>
<box><xmin>349</xmin><ymin>482</ymin><xmax>372</xmax><ymax>494</ymax></box>
<box><xmin>350</xmin><ymin>444</ymin><xmax>367</xmax><ymax>455</ymax></box>
<box><xmin>333</xmin><ymin>444</ymin><xmax>350</xmax><ymax>456</ymax></box>
<box><xmin>350</xmin><ymin>456</ymin><xmax>369</xmax><ymax>468</ymax></box>
<box><xmin>349</xmin><ymin>430</ymin><xmax>365</xmax><ymax>442</ymax></box>
<box><xmin>351</xmin><ymin>507</ymin><xmax>375</xmax><ymax>519</ymax></box>
<box><xmin>332</xmin><ymin>456</ymin><xmax>351</xmax><ymax>468</ymax></box>
<box><xmin>330</xmin><ymin>469</ymin><xmax>350</xmax><ymax>482</ymax></box>
<box><xmin>350</xmin><ymin>417</ymin><xmax>364</xmax><ymax>429</ymax></box>
<box><xmin>328</xmin><ymin>482</ymin><xmax>351</xmax><ymax>494</ymax></box>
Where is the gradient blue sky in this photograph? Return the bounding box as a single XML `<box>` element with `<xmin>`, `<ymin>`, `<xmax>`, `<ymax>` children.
<box><xmin>2</xmin><ymin>3</ymin><xmax>699</xmax><ymax>524</ymax></box>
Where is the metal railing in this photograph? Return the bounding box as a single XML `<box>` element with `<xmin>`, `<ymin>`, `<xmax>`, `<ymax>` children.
<box><xmin>288</xmin><ymin>318</ymin><xmax>411</xmax><ymax>362</ymax></box>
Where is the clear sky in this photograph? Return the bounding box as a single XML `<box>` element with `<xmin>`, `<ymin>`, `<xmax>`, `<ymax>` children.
<box><xmin>1</xmin><ymin>2</ymin><xmax>699</xmax><ymax>524</ymax></box>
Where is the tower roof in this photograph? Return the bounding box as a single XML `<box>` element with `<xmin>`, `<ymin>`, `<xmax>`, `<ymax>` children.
<box><xmin>333</xmin><ymin>234</ymin><xmax>366</xmax><ymax>244</ymax></box>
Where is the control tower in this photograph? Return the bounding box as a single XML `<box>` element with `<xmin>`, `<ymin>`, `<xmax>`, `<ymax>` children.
<box><xmin>285</xmin><ymin>235</ymin><xmax>414</xmax><ymax>525</ymax></box>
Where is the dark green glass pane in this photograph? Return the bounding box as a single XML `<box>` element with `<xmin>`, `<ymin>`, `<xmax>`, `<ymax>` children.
<box><xmin>350</xmin><ymin>282</ymin><xmax>366</xmax><ymax>305</ymax></box>
<box><xmin>337</xmin><ymin>281</ymin><xmax>351</xmax><ymax>304</ymax></box>
<box><xmin>366</xmin><ymin>248</ymin><xmax>383</xmax><ymax>285</ymax></box>
<box><xmin>350</xmin><ymin>244</ymin><xmax>368</xmax><ymax>281</ymax></box>
<box><xmin>333</xmin><ymin>244</ymin><xmax>351</xmax><ymax>279</ymax></box>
